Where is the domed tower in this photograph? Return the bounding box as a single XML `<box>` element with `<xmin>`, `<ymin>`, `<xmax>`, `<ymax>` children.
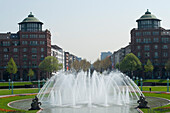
<box><xmin>131</xmin><ymin>9</ymin><xmax>170</xmax><ymax>79</ymax></box>
<box><xmin>18</xmin><ymin>12</ymin><xmax>43</xmax><ymax>32</ymax></box>
<box><xmin>136</xmin><ymin>9</ymin><xmax>161</xmax><ymax>29</ymax></box>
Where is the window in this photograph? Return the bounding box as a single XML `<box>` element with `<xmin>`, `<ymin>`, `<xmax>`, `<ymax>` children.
<box><xmin>162</xmin><ymin>38</ymin><xmax>169</xmax><ymax>43</ymax></box>
<box><xmin>30</xmin><ymin>41</ymin><xmax>38</xmax><ymax>45</ymax></box>
<box><xmin>162</xmin><ymin>45</ymin><xmax>168</xmax><ymax>49</ymax></box>
<box><xmin>22</xmin><ymin>34</ymin><xmax>28</xmax><ymax>38</ymax></box>
<box><xmin>136</xmin><ymin>32</ymin><xmax>141</xmax><ymax>36</ymax></box>
<box><xmin>41</xmin><ymin>48</ymin><xmax>44</xmax><ymax>52</ymax></box>
<box><xmin>22</xmin><ymin>41</ymin><xmax>28</xmax><ymax>45</ymax></box>
<box><xmin>23</xmin><ymin>48</ymin><xmax>27</xmax><ymax>52</ymax></box>
<box><xmin>154</xmin><ymin>52</ymin><xmax>158</xmax><ymax>58</ymax></box>
<box><xmin>39</xmin><ymin>35</ymin><xmax>45</xmax><ymax>38</ymax></box>
<box><xmin>32</xmin><ymin>61</ymin><xmax>37</xmax><ymax>67</ymax></box>
<box><xmin>144</xmin><ymin>45</ymin><xmax>150</xmax><ymax>51</ymax></box>
<box><xmin>13</xmin><ymin>48</ymin><xmax>18</xmax><ymax>52</ymax></box>
<box><xmin>23</xmin><ymin>55</ymin><xmax>27</xmax><ymax>60</ymax></box>
<box><xmin>145</xmin><ymin>52</ymin><xmax>150</xmax><ymax>57</ymax></box>
<box><xmin>153</xmin><ymin>38</ymin><xmax>159</xmax><ymax>43</ymax></box>
<box><xmin>30</xmin><ymin>34</ymin><xmax>38</xmax><ymax>38</ymax></box>
<box><xmin>2</xmin><ymin>41</ymin><xmax>10</xmax><ymax>46</ymax></box>
<box><xmin>14</xmin><ymin>55</ymin><xmax>18</xmax><ymax>59</ymax></box>
<box><xmin>41</xmin><ymin>55</ymin><xmax>44</xmax><ymax>60</ymax></box>
<box><xmin>143</xmin><ymin>32</ymin><xmax>151</xmax><ymax>36</ymax></box>
<box><xmin>40</xmin><ymin>41</ymin><xmax>45</xmax><ymax>45</ymax></box>
<box><xmin>3</xmin><ymin>48</ymin><xmax>9</xmax><ymax>52</ymax></box>
<box><xmin>12</xmin><ymin>41</ymin><xmax>19</xmax><ymax>46</ymax></box>
<box><xmin>31</xmin><ymin>48</ymin><xmax>37</xmax><ymax>53</ymax></box>
<box><xmin>163</xmin><ymin>52</ymin><xmax>168</xmax><ymax>57</ymax></box>
<box><xmin>154</xmin><ymin>45</ymin><xmax>158</xmax><ymax>49</ymax></box>
<box><xmin>32</xmin><ymin>55</ymin><xmax>37</xmax><ymax>59</ymax></box>
<box><xmin>4</xmin><ymin>55</ymin><xmax>8</xmax><ymax>60</ymax></box>
<box><xmin>136</xmin><ymin>38</ymin><xmax>141</xmax><ymax>43</ymax></box>
<box><xmin>137</xmin><ymin>52</ymin><xmax>141</xmax><ymax>58</ymax></box>
<box><xmin>153</xmin><ymin>31</ymin><xmax>159</xmax><ymax>35</ymax></box>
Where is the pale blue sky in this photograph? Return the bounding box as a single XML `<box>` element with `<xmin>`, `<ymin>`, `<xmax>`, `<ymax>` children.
<box><xmin>1</xmin><ymin>0</ymin><xmax>170</xmax><ymax>62</ymax></box>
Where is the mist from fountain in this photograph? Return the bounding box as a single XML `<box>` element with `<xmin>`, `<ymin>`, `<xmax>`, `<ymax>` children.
<box><xmin>37</xmin><ymin>70</ymin><xmax>143</xmax><ymax>108</ymax></box>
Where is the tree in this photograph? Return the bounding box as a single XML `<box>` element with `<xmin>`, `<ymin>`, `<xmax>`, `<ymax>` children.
<box><xmin>28</xmin><ymin>69</ymin><xmax>34</xmax><ymax>81</ymax></box>
<box><xmin>93</xmin><ymin>59</ymin><xmax>101</xmax><ymax>72</ymax></box>
<box><xmin>144</xmin><ymin>59</ymin><xmax>154</xmax><ymax>78</ymax></box>
<box><xmin>71</xmin><ymin>60</ymin><xmax>80</xmax><ymax>72</ymax></box>
<box><xmin>165</xmin><ymin>60</ymin><xmax>170</xmax><ymax>77</ymax></box>
<box><xmin>120</xmin><ymin>53</ymin><xmax>142</xmax><ymax>78</ymax></box>
<box><xmin>6</xmin><ymin>57</ymin><xmax>18</xmax><ymax>81</ymax></box>
<box><xmin>101</xmin><ymin>57</ymin><xmax>112</xmax><ymax>71</ymax></box>
<box><xmin>115</xmin><ymin>63</ymin><xmax>120</xmax><ymax>70</ymax></box>
<box><xmin>39</xmin><ymin>56</ymin><xmax>63</xmax><ymax>77</ymax></box>
<box><xmin>79</xmin><ymin>59</ymin><xmax>90</xmax><ymax>72</ymax></box>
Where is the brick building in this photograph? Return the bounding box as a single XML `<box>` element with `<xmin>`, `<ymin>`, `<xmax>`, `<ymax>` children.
<box><xmin>0</xmin><ymin>12</ymin><xmax>51</xmax><ymax>81</ymax></box>
<box><xmin>131</xmin><ymin>10</ymin><xmax>170</xmax><ymax>79</ymax></box>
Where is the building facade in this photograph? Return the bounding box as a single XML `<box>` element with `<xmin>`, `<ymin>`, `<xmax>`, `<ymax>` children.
<box><xmin>0</xmin><ymin>12</ymin><xmax>51</xmax><ymax>81</ymax></box>
<box><xmin>131</xmin><ymin>10</ymin><xmax>170</xmax><ymax>78</ymax></box>
<box><xmin>51</xmin><ymin>45</ymin><xmax>64</xmax><ymax>70</ymax></box>
<box><xmin>101</xmin><ymin>51</ymin><xmax>112</xmax><ymax>60</ymax></box>
<box><xmin>112</xmin><ymin>45</ymin><xmax>131</xmax><ymax>68</ymax></box>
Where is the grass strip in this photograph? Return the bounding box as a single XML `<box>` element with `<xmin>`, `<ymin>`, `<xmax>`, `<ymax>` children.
<box><xmin>0</xmin><ymin>88</ymin><xmax>38</xmax><ymax>96</ymax></box>
<box><xmin>0</xmin><ymin>95</ymin><xmax>38</xmax><ymax>113</ymax></box>
<box><xmin>141</xmin><ymin>93</ymin><xmax>170</xmax><ymax>113</ymax></box>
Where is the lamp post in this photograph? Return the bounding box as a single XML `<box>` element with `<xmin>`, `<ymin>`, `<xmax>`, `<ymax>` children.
<box><xmin>8</xmin><ymin>79</ymin><xmax>11</xmax><ymax>90</ymax></box>
<box><xmin>38</xmin><ymin>80</ymin><xmax>40</xmax><ymax>92</ymax></box>
<box><xmin>133</xmin><ymin>76</ymin><xmax>135</xmax><ymax>81</ymax></box>
<box><xmin>140</xmin><ymin>78</ymin><xmax>143</xmax><ymax>91</ymax></box>
<box><xmin>11</xmin><ymin>81</ymin><xmax>13</xmax><ymax>94</ymax></box>
<box><xmin>42</xmin><ymin>79</ymin><xmax>45</xmax><ymax>86</ymax></box>
<box><xmin>136</xmin><ymin>77</ymin><xmax>138</xmax><ymax>86</ymax></box>
<box><xmin>167</xmin><ymin>78</ymin><xmax>169</xmax><ymax>92</ymax></box>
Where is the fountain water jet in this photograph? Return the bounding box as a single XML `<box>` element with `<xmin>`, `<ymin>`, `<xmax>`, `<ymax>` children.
<box><xmin>37</xmin><ymin>70</ymin><xmax>143</xmax><ymax>108</ymax></box>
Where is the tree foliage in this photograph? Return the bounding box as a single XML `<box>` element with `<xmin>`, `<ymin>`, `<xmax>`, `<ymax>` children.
<box><xmin>27</xmin><ymin>69</ymin><xmax>34</xmax><ymax>81</ymax></box>
<box><xmin>144</xmin><ymin>59</ymin><xmax>154</xmax><ymax>73</ymax></box>
<box><xmin>71</xmin><ymin>59</ymin><xmax>90</xmax><ymax>72</ymax></box>
<box><xmin>93</xmin><ymin>57</ymin><xmax>112</xmax><ymax>72</ymax></box>
<box><xmin>39</xmin><ymin>56</ymin><xmax>63</xmax><ymax>74</ymax></box>
<box><xmin>93</xmin><ymin>59</ymin><xmax>101</xmax><ymax>72</ymax></box>
<box><xmin>120</xmin><ymin>53</ymin><xmax>142</xmax><ymax>76</ymax></box>
<box><xmin>115</xmin><ymin>63</ymin><xmax>120</xmax><ymax>69</ymax></box>
<box><xmin>6</xmin><ymin>57</ymin><xmax>18</xmax><ymax>80</ymax></box>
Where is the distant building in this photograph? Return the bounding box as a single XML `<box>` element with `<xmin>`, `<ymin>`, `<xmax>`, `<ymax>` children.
<box><xmin>131</xmin><ymin>9</ymin><xmax>170</xmax><ymax>78</ymax></box>
<box><xmin>51</xmin><ymin>45</ymin><xmax>64</xmax><ymax>70</ymax></box>
<box><xmin>112</xmin><ymin>45</ymin><xmax>131</xmax><ymax>68</ymax></box>
<box><xmin>101</xmin><ymin>51</ymin><xmax>112</xmax><ymax>60</ymax></box>
<box><xmin>0</xmin><ymin>12</ymin><xmax>51</xmax><ymax>81</ymax></box>
<box><xmin>64</xmin><ymin>52</ymin><xmax>69</xmax><ymax>71</ymax></box>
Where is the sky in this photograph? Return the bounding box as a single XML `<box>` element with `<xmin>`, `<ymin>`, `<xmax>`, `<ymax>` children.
<box><xmin>1</xmin><ymin>0</ymin><xmax>170</xmax><ymax>63</ymax></box>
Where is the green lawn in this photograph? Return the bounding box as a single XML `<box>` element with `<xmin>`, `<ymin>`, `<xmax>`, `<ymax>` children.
<box><xmin>0</xmin><ymin>95</ymin><xmax>38</xmax><ymax>113</ymax></box>
<box><xmin>141</xmin><ymin>93</ymin><xmax>170</xmax><ymax>113</ymax></box>
<box><xmin>0</xmin><ymin>81</ymin><xmax>45</xmax><ymax>87</ymax></box>
<box><xmin>0</xmin><ymin>88</ymin><xmax>39</xmax><ymax>96</ymax></box>
<box><xmin>139</xmin><ymin>86</ymin><xmax>168</xmax><ymax>92</ymax></box>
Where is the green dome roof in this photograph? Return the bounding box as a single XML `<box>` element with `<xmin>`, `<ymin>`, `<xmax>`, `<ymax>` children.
<box><xmin>137</xmin><ymin>9</ymin><xmax>161</xmax><ymax>22</ymax></box>
<box><xmin>19</xmin><ymin>12</ymin><xmax>43</xmax><ymax>24</ymax></box>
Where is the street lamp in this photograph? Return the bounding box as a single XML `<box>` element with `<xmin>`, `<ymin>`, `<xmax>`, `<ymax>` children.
<box><xmin>133</xmin><ymin>76</ymin><xmax>135</xmax><ymax>81</ymax></box>
<box><xmin>136</xmin><ymin>77</ymin><xmax>138</xmax><ymax>86</ymax></box>
<box><xmin>140</xmin><ymin>78</ymin><xmax>143</xmax><ymax>91</ymax></box>
<box><xmin>167</xmin><ymin>78</ymin><xmax>169</xmax><ymax>92</ymax></box>
<box><xmin>38</xmin><ymin>80</ymin><xmax>40</xmax><ymax>92</ymax></box>
<box><xmin>8</xmin><ymin>79</ymin><xmax>11</xmax><ymax>90</ymax></box>
<box><xmin>11</xmin><ymin>81</ymin><xmax>14</xmax><ymax>94</ymax></box>
<box><xmin>42</xmin><ymin>79</ymin><xmax>45</xmax><ymax>86</ymax></box>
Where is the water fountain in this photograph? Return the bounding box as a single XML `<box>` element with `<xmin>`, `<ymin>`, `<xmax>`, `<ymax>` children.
<box><xmin>37</xmin><ymin>70</ymin><xmax>143</xmax><ymax>113</ymax></box>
